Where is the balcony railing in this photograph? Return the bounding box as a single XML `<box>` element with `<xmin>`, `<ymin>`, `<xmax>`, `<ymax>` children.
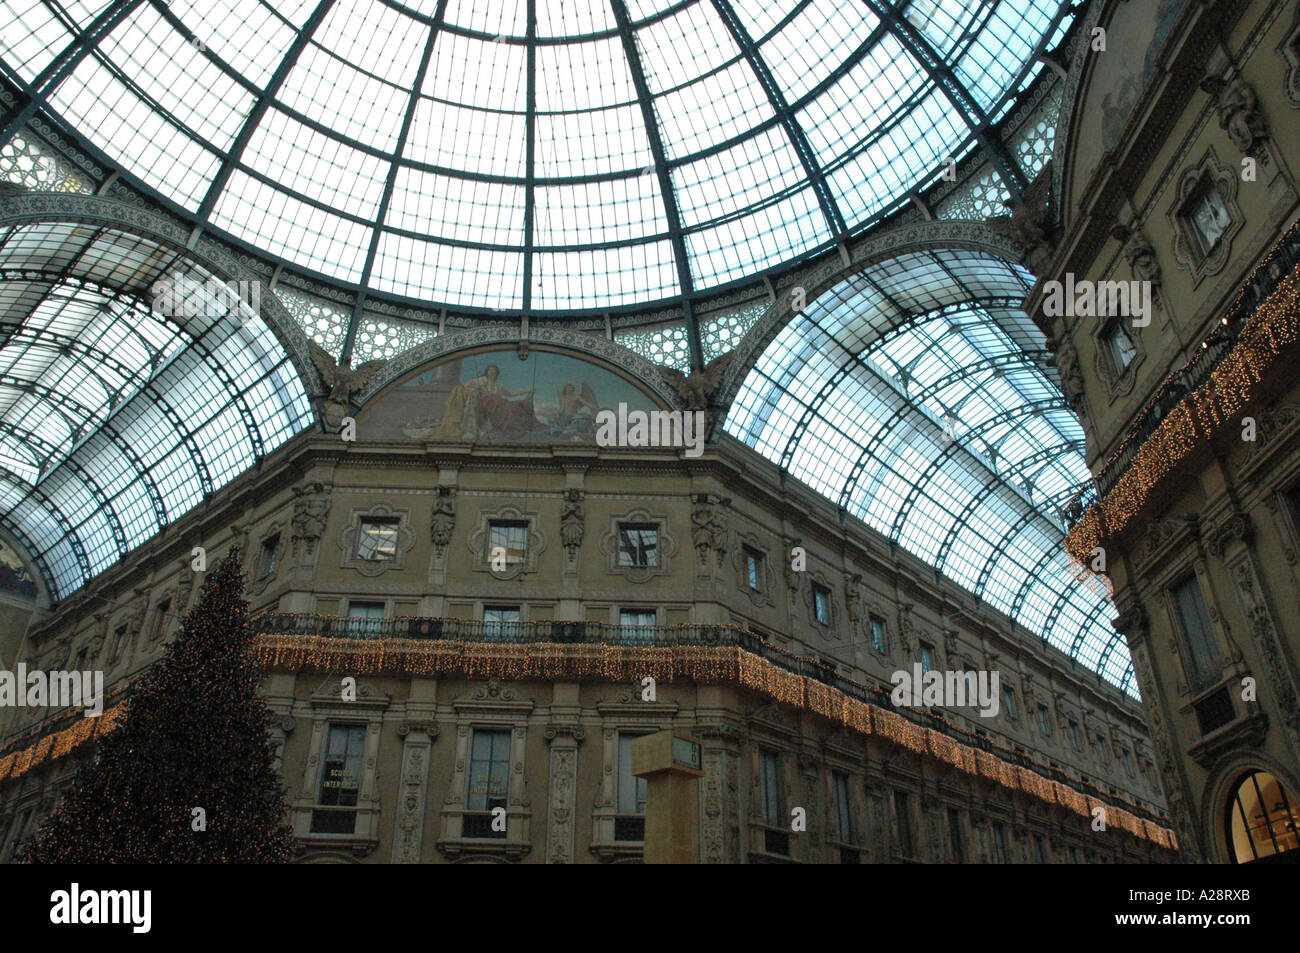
<box><xmin>251</xmin><ymin>612</ymin><xmax>1167</xmax><ymax>827</ymax></box>
<box><xmin>1061</xmin><ymin>223</ymin><xmax>1300</xmax><ymax>531</ymax></box>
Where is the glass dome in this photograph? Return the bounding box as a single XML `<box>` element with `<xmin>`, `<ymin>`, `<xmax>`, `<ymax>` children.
<box><xmin>2</xmin><ymin>0</ymin><xmax>1069</xmax><ymax>312</ymax></box>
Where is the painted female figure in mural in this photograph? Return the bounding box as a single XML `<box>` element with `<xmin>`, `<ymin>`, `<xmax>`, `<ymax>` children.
<box><xmin>365</xmin><ymin>347</ymin><xmax>660</xmax><ymax>445</ymax></box>
<box><xmin>431</xmin><ymin>364</ymin><xmax>544</xmax><ymax>440</ymax></box>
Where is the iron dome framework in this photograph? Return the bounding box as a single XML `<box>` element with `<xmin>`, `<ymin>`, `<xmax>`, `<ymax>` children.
<box><xmin>1</xmin><ymin>0</ymin><xmax>1072</xmax><ymax>342</ymax></box>
<box><xmin>0</xmin><ymin>1</ymin><xmax>1134</xmax><ymax>695</ymax></box>
<box><xmin>726</xmin><ymin>249</ymin><xmax>1135</xmax><ymax>695</ymax></box>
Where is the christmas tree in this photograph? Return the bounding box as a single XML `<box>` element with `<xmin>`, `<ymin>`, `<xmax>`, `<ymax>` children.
<box><xmin>20</xmin><ymin>550</ymin><xmax>293</xmax><ymax>863</ymax></box>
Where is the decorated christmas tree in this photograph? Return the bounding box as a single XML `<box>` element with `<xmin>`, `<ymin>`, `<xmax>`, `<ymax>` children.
<box><xmin>20</xmin><ymin>550</ymin><xmax>293</xmax><ymax>863</ymax></box>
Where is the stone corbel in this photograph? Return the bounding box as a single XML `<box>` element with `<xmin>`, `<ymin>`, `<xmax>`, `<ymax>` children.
<box><xmin>1205</xmin><ymin>511</ymin><xmax>1252</xmax><ymax>558</ymax></box>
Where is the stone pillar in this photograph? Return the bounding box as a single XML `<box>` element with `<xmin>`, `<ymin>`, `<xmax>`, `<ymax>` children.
<box><xmin>544</xmin><ymin>723</ymin><xmax>584</xmax><ymax>864</ymax></box>
<box><xmin>1118</xmin><ymin>593</ymin><xmax>1204</xmax><ymax>860</ymax></box>
<box><xmin>391</xmin><ymin>722</ymin><xmax>437</xmax><ymax>863</ymax></box>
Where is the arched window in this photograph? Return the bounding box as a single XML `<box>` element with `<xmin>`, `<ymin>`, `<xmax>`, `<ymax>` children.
<box><xmin>1226</xmin><ymin>770</ymin><xmax>1300</xmax><ymax>863</ymax></box>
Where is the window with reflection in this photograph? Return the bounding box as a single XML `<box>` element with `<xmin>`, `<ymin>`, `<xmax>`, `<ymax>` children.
<box><xmin>1101</xmin><ymin>320</ymin><xmax>1137</xmax><ymax>374</ymax></box>
<box><xmin>616</xmin><ymin>731</ymin><xmax>651</xmax><ymax>842</ymax></box>
<box><xmin>618</xmin><ymin>524</ymin><xmax>659</xmax><ymax>568</ymax></box>
<box><xmin>488</xmin><ymin>521</ymin><xmax>529</xmax><ymax>567</ymax></box>
<box><xmin>1227</xmin><ymin>770</ymin><xmax>1300</xmax><ymax>863</ymax></box>
<box><xmin>1169</xmin><ymin>574</ymin><xmax>1220</xmax><ymax>677</ymax></box>
<box><xmin>465</xmin><ymin>728</ymin><xmax>511</xmax><ymax>839</ymax></box>
<box><xmin>311</xmin><ymin>724</ymin><xmax>365</xmax><ymax>834</ymax></box>
<box><xmin>812</xmin><ymin>584</ymin><xmax>831</xmax><ymax>625</ymax></box>
<box><xmin>356</xmin><ymin>517</ymin><xmax>399</xmax><ymax>561</ymax></box>
<box><xmin>482</xmin><ymin>605</ymin><xmax>521</xmax><ymax>642</ymax></box>
<box><xmin>744</xmin><ymin>547</ymin><xmax>764</xmax><ymax>592</ymax></box>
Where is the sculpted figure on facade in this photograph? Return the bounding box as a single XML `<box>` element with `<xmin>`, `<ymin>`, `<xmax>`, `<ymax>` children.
<box><xmin>560</xmin><ymin>488</ymin><xmax>585</xmax><ymax>559</ymax></box>
<box><xmin>430</xmin><ymin>485</ymin><xmax>457</xmax><ymax>550</ymax></box>
<box><xmin>1201</xmin><ymin>74</ymin><xmax>1268</xmax><ymax>157</ymax></box>
<box><xmin>291</xmin><ymin>482</ymin><xmax>331</xmax><ymax>557</ymax></box>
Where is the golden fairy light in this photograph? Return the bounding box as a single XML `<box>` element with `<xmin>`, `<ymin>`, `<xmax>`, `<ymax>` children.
<box><xmin>0</xmin><ymin>629</ymin><xmax>1175</xmax><ymax>848</ymax></box>
<box><xmin>1067</xmin><ymin>259</ymin><xmax>1300</xmax><ymax>562</ymax></box>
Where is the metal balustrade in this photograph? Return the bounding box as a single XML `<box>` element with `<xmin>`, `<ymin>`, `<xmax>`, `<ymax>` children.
<box><xmin>250</xmin><ymin>612</ymin><xmax>1165</xmax><ymax>826</ymax></box>
<box><xmin>0</xmin><ymin>612</ymin><xmax>1169</xmax><ymax>827</ymax></box>
<box><xmin>1062</xmin><ymin>224</ymin><xmax>1300</xmax><ymax>531</ymax></box>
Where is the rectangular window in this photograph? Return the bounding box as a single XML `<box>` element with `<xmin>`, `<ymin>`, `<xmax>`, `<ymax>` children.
<box><xmin>1170</xmin><ymin>574</ymin><xmax>1220</xmax><ymax>676</ymax></box>
<box><xmin>744</xmin><ymin>547</ymin><xmax>764</xmax><ymax>592</ymax></box>
<box><xmin>617</xmin><ymin>524</ymin><xmax>659</xmax><ymax>568</ymax></box>
<box><xmin>356</xmin><ymin>517</ymin><xmax>399</xmax><ymax>561</ymax></box>
<box><xmin>759</xmin><ymin>750</ymin><xmax>782</xmax><ymax>826</ymax></box>
<box><xmin>1186</xmin><ymin>179</ymin><xmax>1231</xmax><ymax>257</ymax></box>
<box><xmin>346</xmin><ymin>601</ymin><xmax>385</xmax><ymax>639</ymax></box>
<box><xmin>832</xmin><ymin>771</ymin><xmax>852</xmax><ymax>844</ymax></box>
<box><xmin>1037</xmin><ymin>704</ymin><xmax>1052</xmax><ymax>738</ymax></box>
<box><xmin>618</xmin><ymin>609</ymin><xmax>656</xmax><ymax>644</ymax></box>
<box><xmin>994</xmin><ymin>823</ymin><xmax>1009</xmax><ymax>863</ymax></box>
<box><xmin>1119</xmin><ymin>746</ymin><xmax>1133</xmax><ymax>777</ymax></box>
<box><xmin>1103</xmin><ymin>321</ymin><xmax>1137</xmax><ymax>373</ymax></box>
<box><xmin>1002</xmin><ymin>687</ymin><xmax>1016</xmax><ymax>720</ymax></box>
<box><xmin>812</xmin><ymin>584</ymin><xmax>831</xmax><ymax>625</ymax></box>
<box><xmin>869</xmin><ymin>615</ymin><xmax>887</xmax><ymax>652</ymax></box>
<box><xmin>466</xmin><ymin>728</ymin><xmax>511</xmax><ymax>838</ymax></box>
<box><xmin>111</xmin><ymin>625</ymin><xmax>127</xmax><ymax>661</ymax></box>
<box><xmin>1067</xmin><ymin>719</ymin><xmax>1081</xmax><ymax>750</ymax></box>
<box><xmin>258</xmin><ymin>534</ymin><xmax>280</xmax><ymax>579</ymax></box>
<box><xmin>894</xmin><ymin>791</ymin><xmax>914</xmax><ymax>858</ymax></box>
<box><xmin>488</xmin><ymin>521</ymin><xmax>528</xmax><ymax>566</ymax></box>
<box><xmin>948</xmin><ymin>808</ymin><xmax>964</xmax><ymax>863</ymax></box>
<box><xmin>920</xmin><ymin>643</ymin><xmax>936</xmax><ymax>674</ymax></box>
<box><xmin>311</xmin><ymin>724</ymin><xmax>365</xmax><ymax>834</ymax></box>
<box><xmin>482</xmin><ymin>605</ymin><xmax>521</xmax><ymax>642</ymax></box>
<box><xmin>152</xmin><ymin>598</ymin><xmax>171</xmax><ymax>640</ymax></box>
<box><xmin>616</xmin><ymin>731</ymin><xmax>650</xmax><ymax>841</ymax></box>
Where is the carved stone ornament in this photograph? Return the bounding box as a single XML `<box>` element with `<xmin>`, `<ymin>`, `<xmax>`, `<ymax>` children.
<box><xmin>1110</xmin><ymin>222</ymin><xmax>1163</xmax><ymax>294</ymax></box>
<box><xmin>1280</xmin><ymin>5</ymin><xmax>1300</xmax><ymax>108</ymax></box>
<box><xmin>1227</xmin><ymin>557</ymin><xmax>1300</xmax><ymax>750</ymax></box>
<box><xmin>690</xmin><ymin>493</ymin><xmax>730</xmax><ymax>568</ymax></box>
<box><xmin>1200</xmin><ymin>74</ymin><xmax>1269</xmax><ymax>158</ymax></box>
<box><xmin>430</xmin><ymin>485</ymin><xmax>457</xmax><ymax>550</ymax></box>
<box><xmin>560</xmin><ymin>488</ymin><xmax>585</xmax><ymax>561</ymax></box>
<box><xmin>291</xmin><ymin>482</ymin><xmax>331</xmax><ymax>558</ymax></box>
<box><xmin>308</xmin><ymin>340</ymin><xmax>385</xmax><ymax>432</ymax></box>
<box><xmin>984</xmin><ymin>168</ymin><xmax>1056</xmax><ymax>273</ymax></box>
<box><xmin>657</xmin><ymin>352</ymin><xmax>733</xmax><ymax>437</ymax></box>
<box><xmin>1050</xmin><ymin>336</ymin><xmax>1086</xmax><ymax>413</ymax></box>
<box><xmin>1205</xmin><ymin>513</ymin><xmax>1252</xmax><ymax>558</ymax></box>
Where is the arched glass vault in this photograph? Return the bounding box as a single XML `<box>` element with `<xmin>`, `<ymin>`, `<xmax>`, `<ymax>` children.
<box><xmin>726</xmin><ymin>248</ymin><xmax>1134</xmax><ymax>696</ymax></box>
<box><xmin>0</xmin><ymin>221</ymin><xmax>313</xmax><ymax>600</ymax></box>
<box><xmin>0</xmin><ymin>0</ymin><xmax>1073</xmax><ymax>318</ymax></box>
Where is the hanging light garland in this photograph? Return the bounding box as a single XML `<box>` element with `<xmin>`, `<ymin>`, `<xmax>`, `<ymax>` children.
<box><xmin>0</xmin><ymin>631</ymin><xmax>1173</xmax><ymax>847</ymax></box>
<box><xmin>1067</xmin><ymin>259</ymin><xmax>1300</xmax><ymax>562</ymax></box>
<box><xmin>0</xmin><ymin>701</ymin><xmax>128</xmax><ymax>781</ymax></box>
